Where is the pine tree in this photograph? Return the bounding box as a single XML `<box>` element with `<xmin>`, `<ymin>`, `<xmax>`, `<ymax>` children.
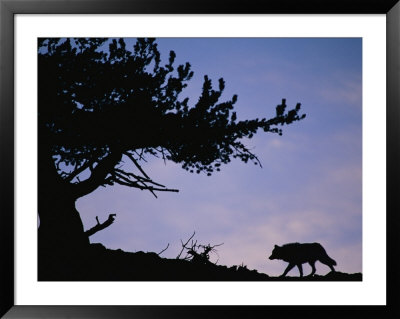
<box><xmin>38</xmin><ymin>38</ymin><xmax>305</xmax><ymax>253</ymax></box>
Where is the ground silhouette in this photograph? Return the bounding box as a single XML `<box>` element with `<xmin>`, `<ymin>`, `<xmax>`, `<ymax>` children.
<box><xmin>38</xmin><ymin>243</ymin><xmax>362</xmax><ymax>281</ymax></box>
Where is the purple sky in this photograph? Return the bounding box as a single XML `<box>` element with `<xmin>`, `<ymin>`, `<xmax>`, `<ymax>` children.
<box><xmin>76</xmin><ymin>38</ymin><xmax>362</xmax><ymax>277</ymax></box>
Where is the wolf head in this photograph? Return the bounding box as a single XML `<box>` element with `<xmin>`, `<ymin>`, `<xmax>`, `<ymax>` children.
<box><xmin>269</xmin><ymin>244</ymin><xmax>281</xmax><ymax>260</ymax></box>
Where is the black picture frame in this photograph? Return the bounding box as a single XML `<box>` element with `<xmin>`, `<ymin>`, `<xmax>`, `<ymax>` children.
<box><xmin>1</xmin><ymin>0</ymin><xmax>399</xmax><ymax>318</ymax></box>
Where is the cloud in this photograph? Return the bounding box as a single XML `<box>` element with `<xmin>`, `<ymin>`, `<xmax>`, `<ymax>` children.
<box><xmin>318</xmin><ymin>72</ymin><xmax>362</xmax><ymax>108</ymax></box>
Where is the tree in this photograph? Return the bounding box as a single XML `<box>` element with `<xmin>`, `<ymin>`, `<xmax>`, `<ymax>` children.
<box><xmin>38</xmin><ymin>38</ymin><xmax>305</xmax><ymax>254</ymax></box>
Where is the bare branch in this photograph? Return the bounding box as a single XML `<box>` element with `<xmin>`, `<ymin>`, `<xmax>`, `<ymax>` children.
<box><xmin>73</xmin><ymin>151</ymin><xmax>122</xmax><ymax>198</ymax></box>
<box><xmin>85</xmin><ymin>213</ymin><xmax>117</xmax><ymax>237</ymax></box>
<box><xmin>119</xmin><ymin>153</ymin><xmax>174</xmax><ymax>198</ymax></box>
<box><xmin>65</xmin><ymin>159</ymin><xmax>93</xmax><ymax>182</ymax></box>
<box><xmin>132</xmin><ymin>149</ymin><xmax>146</xmax><ymax>162</ymax></box>
<box><xmin>176</xmin><ymin>231</ymin><xmax>196</xmax><ymax>259</ymax></box>
<box><xmin>201</xmin><ymin>242</ymin><xmax>224</xmax><ymax>249</ymax></box>
<box><xmin>114</xmin><ymin>170</ymin><xmax>137</xmax><ymax>185</ymax></box>
<box><xmin>114</xmin><ymin>168</ymin><xmax>166</xmax><ymax>188</ymax></box>
<box><xmin>112</xmin><ymin>176</ymin><xmax>179</xmax><ymax>194</ymax></box>
<box><xmin>112</xmin><ymin>176</ymin><xmax>139</xmax><ymax>188</ymax></box>
<box><xmin>156</xmin><ymin>147</ymin><xmax>168</xmax><ymax>164</ymax></box>
<box><xmin>157</xmin><ymin>243</ymin><xmax>170</xmax><ymax>256</ymax></box>
<box><xmin>177</xmin><ymin>234</ymin><xmax>224</xmax><ymax>265</ymax></box>
<box><xmin>124</xmin><ymin>152</ymin><xmax>151</xmax><ymax>179</ymax></box>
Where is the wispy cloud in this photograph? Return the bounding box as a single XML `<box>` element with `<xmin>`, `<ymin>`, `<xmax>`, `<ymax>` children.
<box><xmin>319</xmin><ymin>74</ymin><xmax>362</xmax><ymax>108</ymax></box>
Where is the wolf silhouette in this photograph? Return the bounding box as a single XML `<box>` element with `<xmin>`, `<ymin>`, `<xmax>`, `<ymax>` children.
<box><xmin>269</xmin><ymin>242</ymin><xmax>336</xmax><ymax>277</ymax></box>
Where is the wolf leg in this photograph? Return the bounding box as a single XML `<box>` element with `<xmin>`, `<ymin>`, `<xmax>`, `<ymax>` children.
<box><xmin>297</xmin><ymin>264</ymin><xmax>303</xmax><ymax>277</ymax></box>
<box><xmin>309</xmin><ymin>261</ymin><xmax>316</xmax><ymax>276</ymax></box>
<box><xmin>280</xmin><ymin>263</ymin><xmax>295</xmax><ymax>277</ymax></box>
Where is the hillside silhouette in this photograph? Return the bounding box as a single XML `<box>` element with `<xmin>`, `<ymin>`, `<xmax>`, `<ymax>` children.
<box><xmin>38</xmin><ymin>243</ymin><xmax>362</xmax><ymax>281</ymax></box>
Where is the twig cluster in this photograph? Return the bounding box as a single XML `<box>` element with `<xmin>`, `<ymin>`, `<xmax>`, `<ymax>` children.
<box><xmin>176</xmin><ymin>231</ymin><xmax>223</xmax><ymax>265</ymax></box>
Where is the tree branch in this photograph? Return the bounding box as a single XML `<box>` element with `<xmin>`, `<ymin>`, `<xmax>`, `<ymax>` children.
<box><xmin>112</xmin><ymin>176</ymin><xmax>179</xmax><ymax>194</ymax></box>
<box><xmin>85</xmin><ymin>214</ymin><xmax>117</xmax><ymax>237</ymax></box>
<box><xmin>114</xmin><ymin>168</ymin><xmax>166</xmax><ymax>187</ymax></box>
<box><xmin>176</xmin><ymin>231</ymin><xmax>195</xmax><ymax>259</ymax></box>
<box><xmin>124</xmin><ymin>152</ymin><xmax>151</xmax><ymax>179</ymax></box>
<box><xmin>157</xmin><ymin>243</ymin><xmax>170</xmax><ymax>256</ymax></box>
<box><xmin>73</xmin><ymin>151</ymin><xmax>122</xmax><ymax>199</ymax></box>
<box><xmin>65</xmin><ymin>159</ymin><xmax>95</xmax><ymax>182</ymax></box>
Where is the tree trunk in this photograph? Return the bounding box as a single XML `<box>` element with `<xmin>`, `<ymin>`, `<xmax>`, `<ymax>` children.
<box><xmin>38</xmin><ymin>193</ymin><xmax>89</xmax><ymax>254</ymax></box>
<box><xmin>37</xmin><ymin>139</ymin><xmax>122</xmax><ymax>279</ymax></box>
<box><xmin>38</xmin><ymin>179</ymin><xmax>91</xmax><ymax>280</ymax></box>
<box><xmin>38</xmin><ymin>143</ymin><xmax>89</xmax><ymax>257</ymax></box>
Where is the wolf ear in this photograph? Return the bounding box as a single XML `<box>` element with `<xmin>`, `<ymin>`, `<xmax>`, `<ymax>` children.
<box><xmin>274</xmin><ymin>244</ymin><xmax>278</xmax><ymax>248</ymax></box>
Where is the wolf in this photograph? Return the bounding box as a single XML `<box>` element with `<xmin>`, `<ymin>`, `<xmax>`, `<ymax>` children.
<box><xmin>269</xmin><ymin>242</ymin><xmax>336</xmax><ymax>277</ymax></box>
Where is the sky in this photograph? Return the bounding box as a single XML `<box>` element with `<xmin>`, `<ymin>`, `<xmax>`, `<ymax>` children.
<box><xmin>76</xmin><ymin>38</ymin><xmax>362</xmax><ymax>277</ymax></box>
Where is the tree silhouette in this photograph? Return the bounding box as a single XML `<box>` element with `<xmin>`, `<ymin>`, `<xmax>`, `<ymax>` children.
<box><xmin>38</xmin><ymin>38</ymin><xmax>305</xmax><ymax>255</ymax></box>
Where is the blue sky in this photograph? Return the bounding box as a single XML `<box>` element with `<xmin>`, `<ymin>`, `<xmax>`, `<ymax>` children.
<box><xmin>76</xmin><ymin>38</ymin><xmax>362</xmax><ymax>277</ymax></box>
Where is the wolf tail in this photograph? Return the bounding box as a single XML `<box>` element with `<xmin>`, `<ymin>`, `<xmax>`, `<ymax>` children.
<box><xmin>328</xmin><ymin>256</ymin><xmax>337</xmax><ymax>266</ymax></box>
<box><xmin>321</xmin><ymin>254</ymin><xmax>337</xmax><ymax>266</ymax></box>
